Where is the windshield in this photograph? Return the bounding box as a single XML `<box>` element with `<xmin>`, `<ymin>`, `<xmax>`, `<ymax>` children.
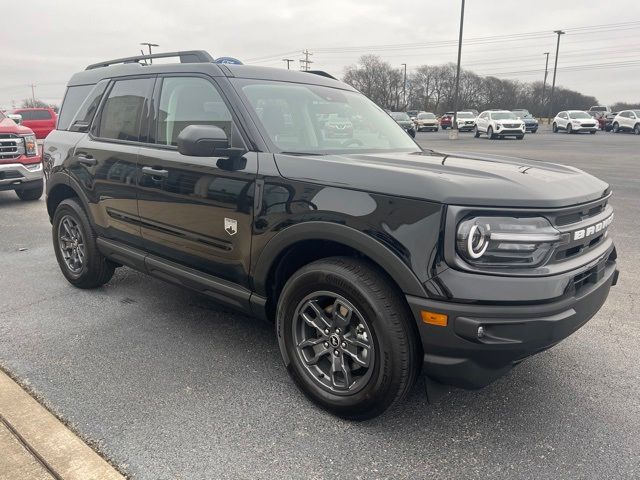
<box><xmin>418</xmin><ymin>113</ymin><xmax>435</xmax><ymax>119</ymax></box>
<box><xmin>569</xmin><ymin>111</ymin><xmax>591</xmax><ymax>119</ymax></box>
<box><xmin>390</xmin><ymin>112</ymin><xmax>410</xmax><ymax>121</ymax></box>
<box><xmin>237</xmin><ymin>80</ymin><xmax>418</xmax><ymax>154</ymax></box>
<box><xmin>633</xmin><ymin>110</ymin><xmax>640</xmax><ymax>117</ymax></box>
<box><xmin>491</xmin><ymin>112</ymin><xmax>517</xmax><ymax>120</ymax></box>
<box><xmin>406</xmin><ymin>111</ymin><xmax>419</xmax><ymax>116</ymax></box>
<box><xmin>512</xmin><ymin>110</ymin><xmax>530</xmax><ymax>117</ymax></box>
<box><xmin>590</xmin><ymin>107</ymin><xmax>607</xmax><ymax>111</ymax></box>
<box><xmin>457</xmin><ymin>112</ymin><xmax>475</xmax><ymax>119</ymax></box>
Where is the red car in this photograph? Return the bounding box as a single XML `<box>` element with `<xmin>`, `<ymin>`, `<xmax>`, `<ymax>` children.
<box><xmin>9</xmin><ymin>107</ymin><xmax>57</xmax><ymax>139</ymax></box>
<box><xmin>439</xmin><ymin>111</ymin><xmax>455</xmax><ymax>129</ymax></box>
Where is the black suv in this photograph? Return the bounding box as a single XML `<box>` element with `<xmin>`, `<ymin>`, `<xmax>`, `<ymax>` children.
<box><xmin>44</xmin><ymin>51</ymin><xmax>618</xmax><ymax>419</ymax></box>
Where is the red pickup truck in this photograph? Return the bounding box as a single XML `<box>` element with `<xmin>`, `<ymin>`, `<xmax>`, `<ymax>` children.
<box><xmin>0</xmin><ymin>111</ymin><xmax>44</xmax><ymax>200</ymax></box>
<box><xmin>8</xmin><ymin>107</ymin><xmax>57</xmax><ymax>139</ymax></box>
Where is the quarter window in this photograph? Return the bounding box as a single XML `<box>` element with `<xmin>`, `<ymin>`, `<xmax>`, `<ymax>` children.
<box><xmin>96</xmin><ymin>78</ymin><xmax>154</xmax><ymax>141</ymax></box>
<box><xmin>58</xmin><ymin>85</ymin><xmax>93</xmax><ymax>130</ymax></box>
<box><xmin>156</xmin><ymin>77</ymin><xmax>233</xmax><ymax>146</ymax></box>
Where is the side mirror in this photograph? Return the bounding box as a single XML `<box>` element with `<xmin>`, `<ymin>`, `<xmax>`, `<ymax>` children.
<box><xmin>177</xmin><ymin>124</ymin><xmax>245</xmax><ymax>158</ymax></box>
<box><xmin>70</xmin><ymin>120</ymin><xmax>90</xmax><ymax>133</ymax></box>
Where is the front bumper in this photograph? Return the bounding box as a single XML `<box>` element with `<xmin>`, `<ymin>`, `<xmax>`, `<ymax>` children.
<box><xmin>0</xmin><ymin>160</ymin><xmax>44</xmax><ymax>192</ymax></box>
<box><xmin>495</xmin><ymin>128</ymin><xmax>525</xmax><ymax>136</ymax></box>
<box><xmin>407</xmin><ymin>251</ymin><xmax>618</xmax><ymax>389</ymax></box>
<box><xmin>524</xmin><ymin>123</ymin><xmax>538</xmax><ymax>131</ymax></box>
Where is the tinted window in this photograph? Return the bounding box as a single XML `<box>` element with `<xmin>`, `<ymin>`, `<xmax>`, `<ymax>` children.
<box><xmin>71</xmin><ymin>81</ymin><xmax>108</xmax><ymax>127</ymax></box>
<box><xmin>569</xmin><ymin>111</ymin><xmax>590</xmax><ymax>119</ymax></box>
<box><xmin>156</xmin><ymin>77</ymin><xmax>232</xmax><ymax>146</ymax></box>
<box><xmin>96</xmin><ymin>78</ymin><xmax>153</xmax><ymax>141</ymax></box>
<box><xmin>16</xmin><ymin>109</ymin><xmax>53</xmax><ymax>121</ymax></box>
<box><xmin>58</xmin><ymin>85</ymin><xmax>93</xmax><ymax>130</ymax></box>
<box><xmin>417</xmin><ymin>113</ymin><xmax>435</xmax><ymax>119</ymax></box>
<box><xmin>491</xmin><ymin>112</ymin><xmax>516</xmax><ymax>120</ymax></box>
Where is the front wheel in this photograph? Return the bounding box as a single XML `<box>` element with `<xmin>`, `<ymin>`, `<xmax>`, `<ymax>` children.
<box><xmin>634</xmin><ymin>124</ymin><xmax>640</xmax><ymax>135</ymax></box>
<box><xmin>613</xmin><ymin>122</ymin><xmax>620</xmax><ymax>133</ymax></box>
<box><xmin>567</xmin><ymin>124</ymin><xmax>573</xmax><ymax>134</ymax></box>
<box><xmin>487</xmin><ymin>126</ymin><xmax>496</xmax><ymax>139</ymax></box>
<box><xmin>590</xmin><ymin>130</ymin><xmax>596</xmax><ymax>134</ymax></box>
<box><xmin>516</xmin><ymin>135</ymin><xmax>524</xmax><ymax>140</ymax></box>
<box><xmin>474</xmin><ymin>127</ymin><xmax>480</xmax><ymax>138</ymax></box>
<box><xmin>276</xmin><ymin>257</ymin><xmax>420</xmax><ymax>420</ymax></box>
<box><xmin>552</xmin><ymin>122</ymin><xmax>558</xmax><ymax>133</ymax></box>
<box><xmin>52</xmin><ymin>198</ymin><xmax>116</xmax><ymax>288</ymax></box>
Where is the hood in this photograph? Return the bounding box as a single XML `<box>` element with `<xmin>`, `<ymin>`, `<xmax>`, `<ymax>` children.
<box><xmin>274</xmin><ymin>150</ymin><xmax>609</xmax><ymax>208</ymax></box>
<box><xmin>0</xmin><ymin>116</ymin><xmax>34</xmax><ymax>135</ymax></box>
<box><xmin>395</xmin><ymin>120</ymin><xmax>413</xmax><ymax>127</ymax></box>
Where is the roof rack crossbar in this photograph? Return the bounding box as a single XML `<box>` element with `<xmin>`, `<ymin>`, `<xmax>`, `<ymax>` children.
<box><xmin>85</xmin><ymin>50</ymin><xmax>214</xmax><ymax>70</ymax></box>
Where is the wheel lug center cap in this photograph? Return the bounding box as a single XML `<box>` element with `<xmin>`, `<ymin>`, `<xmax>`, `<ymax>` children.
<box><xmin>329</xmin><ymin>334</ymin><xmax>340</xmax><ymax>348</ymax></box>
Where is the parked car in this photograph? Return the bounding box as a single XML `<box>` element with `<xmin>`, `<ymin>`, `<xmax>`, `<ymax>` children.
<box><xmin>552</xmin><ymin>111</ymin><xmax>598</xmax><ymax>134</ymax></box>
<box><xmin>405</xmin><ymin>110</ymin><xmax>423</xmax><ymax>121</ymax></box>
<box><xmin>474</xmin><ymin>110</ymin><xmax>525</xmax><ymax>139</ymax></box>
<box><xmin>589</xmin><ymin>105</ymin><xmax>610</xmax><ymax>114</ymax></box>
<box><xmin>611</xmin><ymin>110</ymin><xmax>640</xmax><ymax>135</ymax></box>
<box><xmin>604</xmin><ymin>112</ymin><xmax>619</xmax><ymax>132</ymax></box>
<box><xmin>390</xmin><ymin>112</ymin><xmax>416</xmax><ymax>137</ymax></box>
<box><xmin>8</xmin><ymin>107</ymin><xmax>57</xmax><ymax>139</ymax></box>
<box><xmin>453</xmin><ymin>111</ymin><xmax>476</xmax><ymax>132</ymax></box>
<box><xmin>44</xmin><ymin>50</ymin><xmax>618</xmax><ymax>419</ymax></box>
<box><xmin>6</xmin><ymin>113</ymin><xmax>23</xmax><ymax>124</ymax></box>
<box><xmin>587</xmin><ymin>111</ymin><xmax>606</xmax><ymax>131</ymax></box>
<box><xmin>414</xmin><ymin>112</ymin><xmax>439</xmax><ymax>132</ymax></box>
<box><xmin>511</xmin><ymin>109</ymin><xmax>539</xmax><ymax>133</ymax></box>
<box><xmin>439</xmin><ymin>111</ymin><xmax>454</xmax><ymax>129</ymax></box>
<box><xmin>0</xmin><ymin>110</ymin><xmax>43</xmax><ymax>200</ymax></box>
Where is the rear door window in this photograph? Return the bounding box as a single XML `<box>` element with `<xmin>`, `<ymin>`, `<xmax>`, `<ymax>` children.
<box><xmin>94</xmin><ymin>78</ymin><xmax>154</xmax><ymax>142</ymax></box>
<box><xmin>18</xmin><ymin>110</ymin><xmax>53</xmax><ymax>121</ymax></box>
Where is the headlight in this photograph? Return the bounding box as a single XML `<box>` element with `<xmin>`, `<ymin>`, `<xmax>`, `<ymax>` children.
<box><xmin>23</xmin><ymin>135</ymin><xmax>38</xmax><ymax>157</ymax></box>
<box><xmin>456</xmin><ymin>216</ymin><xmax>565</xmax><ymax>267</ymax></box>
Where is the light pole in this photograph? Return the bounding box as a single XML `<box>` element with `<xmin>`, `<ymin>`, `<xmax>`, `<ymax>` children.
<box><xmin>140</xmin><ymin>42</ymin><xmax>159</xmax><ymax>63</ymax></box>
<box><xmin>541</xmin><ymin>52</ymin><xmax>550</xmax><ymax>113</ymax></box>
<box><xmin>547</xmin><ymin>30</ymin><xmax>565</xmax><ymax>119</ymax></box>
<box><xmin>450</xmin><ymin>0</ymin><xmax>465</xmax><ymax>139</ymax></box>
<box><xmin>282</xmin><ymin>58</ymin><xmax>294</xmax><ymax>69</ymax></box>
<box><xmin>401</xmin><ymin>63</ymin><xmax>407</xmax><ymax>109</ymax></box>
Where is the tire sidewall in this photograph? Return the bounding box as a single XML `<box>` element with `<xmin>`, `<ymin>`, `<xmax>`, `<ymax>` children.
<box><xmin>52</xmin><ymin>200</ymin><xmax>96</xmax><ymax>284</ymax></box>
<box><xmin>277</xmin><ymin>266</ymin><xmax>403</xmax><ymax>416</ymax></box>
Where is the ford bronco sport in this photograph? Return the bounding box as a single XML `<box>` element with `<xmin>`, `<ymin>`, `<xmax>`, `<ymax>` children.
<box><xmin>44</xmin><ymin>51</ymin><xmax>618</xmax><ymax>419</ymax></box>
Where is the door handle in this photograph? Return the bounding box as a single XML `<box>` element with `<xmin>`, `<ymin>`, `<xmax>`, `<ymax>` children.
<box><xmin>141</xmin><ymin>166</ymin><xmax>169</xmax><ymax>178</ymax></box>
<box><xmin>77</xmin><ymin>153</ymin><xmax>97</xmax><ymax>166</ymax></box>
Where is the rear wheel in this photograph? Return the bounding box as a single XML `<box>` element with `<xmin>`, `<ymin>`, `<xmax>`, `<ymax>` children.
<box><xmin>552</xmin><ymin>122</ymin><xmax>558</xmax><ymax>133</ymax></box>
<box><xmin>52</xmin><ymin>198</ymin><xmax>115</xmax><ymax>288</ymax></box>
<box><xmin>15</xmin><ymin>183</ymin><xmax>43</xmax><ymax>201</ymax></box>
<box><xmin>474</xmin><ymin>127</ymin><xmax>480</xmax><ymax>138</ymax></box>
<box><xmin>276</xmin><ymin>257</ymin><xmax>420</xmax><ymax>420</ymax></box>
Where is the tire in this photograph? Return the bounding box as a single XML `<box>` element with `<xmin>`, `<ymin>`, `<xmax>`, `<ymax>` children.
<box><xmin>474</xmin><ymin>127</ymin><xmax>480</xmax><ymax>138</ymax></box>
<box><xmin>613</xmin><ymin>122</ymin><xmax>619</xmax><ymax>133</ymax></box>
<box><xmin>487</xmin><ymin>126</ymin><xmax>495</xmax><ymax>139</ymax></box>
<box><xmin>516</xmin><ymin>135</ymin><xmax>524</xmax><ymax>140</ymax></box>
<box><xmin>408</xmin><ymin>129</ymin><xmax>415</xmax><ymax>138</ymax></box>
<box><xmin>15</xmin><ymin>183</ymin><xmax>43</xmax><ymax>201</ymax></box>
<box><xmin>276</xmin><ymin>257</ymin><xmax>420</xmax><ymax>420</ymax></box>
<box><xmin>590</xmin><ymin>130</ymin><xmax>596</xmax><ymax>134</ymax></box>
<box><xmin>52</xmin><ymin>198</ymin><xmax>115</xmax><ymax>289</ymax></box>
<box><xmin>531</xmin><ymin>129</ymin><xmax>537</xmax><ymax>134</ymax></box>
<box><xmin>434</xmin><ymin>127</ymin><xmax>439</xmax><ymax>132</ymax></box>
<box><xmin>634</xmin><ymin>124</ymin><xmax>640</xmax><ymax>135</ymax></box>
<box><xmin>552</xmin><ymin>123</ymin><xmax>558</xmax><ymax>133</ymax></box>
<box><xmin>567</xmin><ymin>123</ymin><xmax>573</xmax><ymax>134</ymax></box>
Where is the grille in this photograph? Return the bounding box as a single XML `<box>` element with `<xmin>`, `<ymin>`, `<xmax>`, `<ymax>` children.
<box><xmin>503</xmin><ymin>123</ymin><xmax>520</xmax><ymax>128</ymax></box>
<box><xmin>0</xmin><ymin>134</ymin><xmax>20</xmax><ymax>160</ymax></box>
<box><xmin>547</xmin><ymin>196</ymin><xmax>612</xmax><ymax>264</ymax></box>
<box><xmin>0</xmin><ymin>170</ymin><xmax>22</xmax><ymax>180</ymax></box>
<box><xmin>581</xmin><ymin>123</ymin><xmax>596</xmax><ymax>128</ymax></box>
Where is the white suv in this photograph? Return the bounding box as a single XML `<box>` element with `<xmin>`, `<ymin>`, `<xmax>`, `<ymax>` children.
<box><xmin>454</xmin><ymin>111</ymin><xmax>476</xmax><ymax>132</ymax></box>
<box><xmin>612</xmin><ymin>110</ymin><xmax>640</xmax><ymax>135</ymax></box>
<box><xmin>474</xmin><ymin>110</ymin><xmax>525</xmax><ymax>139</ymax></box>
<box><xmin>552</xmin><ymin>111</ymin><xmax>598</xmax><ymax>134</ymax></box>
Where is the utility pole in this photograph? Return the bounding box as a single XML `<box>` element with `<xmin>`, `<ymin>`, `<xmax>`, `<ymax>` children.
<box><xmin>140</xmin><ymin>42</ymin><xmax>159</xmax><ymax>63</ymax></box>
<box><xmin>450</xmin><ymin>0</ymin><xmax>465</xmax><ymax>139</ymax></box>
<box><xmin>300</xmin><ymin>49</ymin><xmax>313</xmax><ymax>71</ymax></box>
<box><xmin>547</xmin><ymin>30</ymin><xmax>565</xmax><ymax>119</ymax></box>
<box><xmin>401</xmin><ymin>63</ymin><xmax>407</xmax><ymax>109</ymax></box>
<box><xmin>541</xmin><ymin>52</ymin><xmax>550</xmax><ymax>112</ymax></box>
<box><xmin>282</xmin><ymin>58</ymin><xmax>294</xmax><ymax>70</ymax></box>
<box><xmin>29</xmin><ymin>83</ymin><xmax>36</xmax><ymax>103</ymax></box>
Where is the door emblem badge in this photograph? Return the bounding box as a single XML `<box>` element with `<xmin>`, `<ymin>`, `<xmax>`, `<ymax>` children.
<box><xmin>224</xmin><ymin>218</ymin><xmax>238</xmax><ymax>236</ymax></box>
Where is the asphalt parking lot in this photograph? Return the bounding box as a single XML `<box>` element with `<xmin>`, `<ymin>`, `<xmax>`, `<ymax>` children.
<box><xmin>1</xmin><ymin>127</ymin><xmax>638</xmax><ymax>479</ymax></box>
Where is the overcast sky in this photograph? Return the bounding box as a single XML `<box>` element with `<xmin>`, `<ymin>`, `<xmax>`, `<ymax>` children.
<box><xmin>1</xmin><ymin>0</ymin><xmax>639</xmax><ymax>109</ymax></box>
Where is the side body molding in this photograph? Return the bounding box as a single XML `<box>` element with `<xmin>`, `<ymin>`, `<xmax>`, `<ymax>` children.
<box><xmin>251</xmin><ymin>221</ymin><xmax>427</xmax><ymax>298</ymax></box>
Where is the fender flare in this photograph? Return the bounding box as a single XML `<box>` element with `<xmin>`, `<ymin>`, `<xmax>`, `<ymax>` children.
<box><xmin>252</xmin><ymin>221</ymin><xmax>426</xmax><ymax>298</ymax></box>
<box><xmin>46</xmin><ymin>171</ymin><xmax>92</xmax><ymax>221</ymax></box>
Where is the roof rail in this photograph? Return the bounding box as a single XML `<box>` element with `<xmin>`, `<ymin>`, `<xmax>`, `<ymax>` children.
<box><xmin>85</xmin><ymin>50</ymin><xmax>214</xmax><ymax>70</ymax></box>
<box><xmin>305</xmin><ymin>70</ymin><xmax>338</xmax><ymax>80</ymax></box>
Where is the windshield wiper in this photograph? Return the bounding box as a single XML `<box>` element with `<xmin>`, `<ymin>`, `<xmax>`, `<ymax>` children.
<box><xmin>281</xmin><ymin>151</ymin><xmax>325</xmax><ymax>156</ymax></box>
